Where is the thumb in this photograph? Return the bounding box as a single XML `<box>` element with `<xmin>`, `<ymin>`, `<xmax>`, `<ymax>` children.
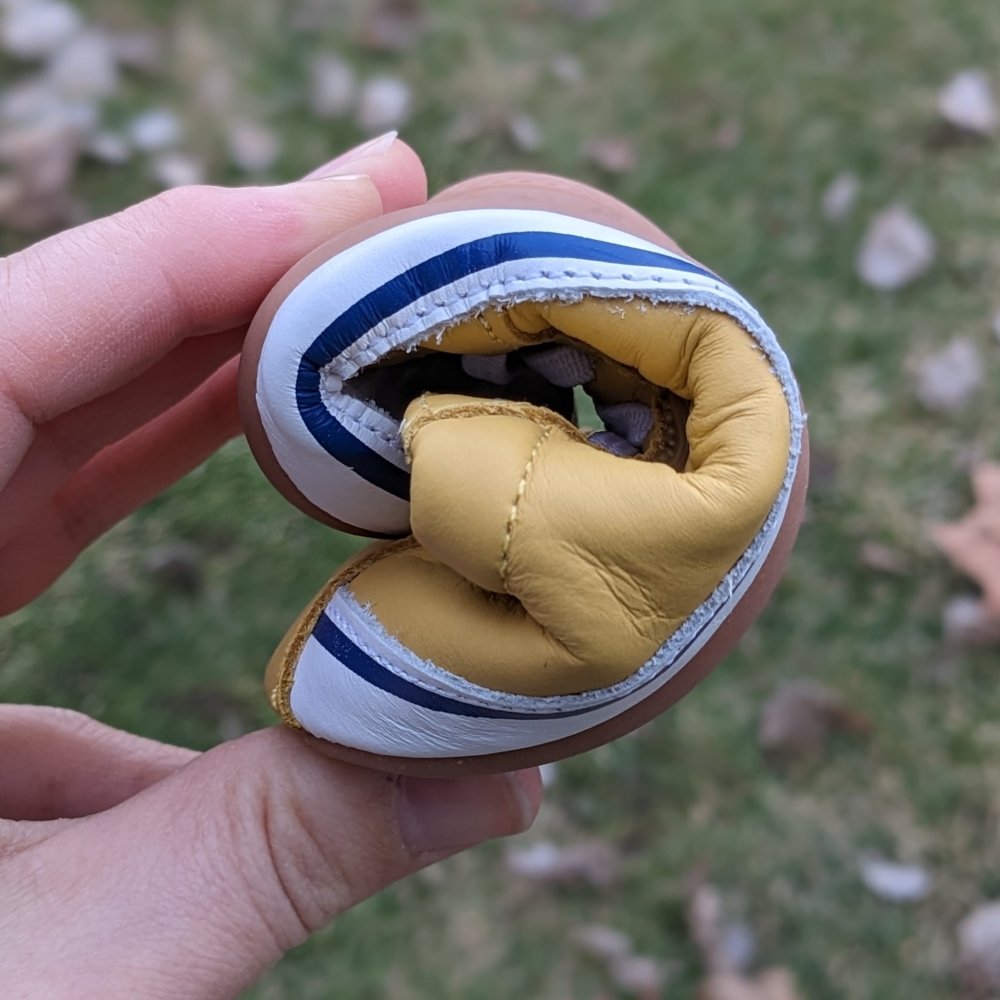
<box><xmin>11</xmin><ymin>728</ymin><xmax>541</xmax><ymax>998</ymax></box>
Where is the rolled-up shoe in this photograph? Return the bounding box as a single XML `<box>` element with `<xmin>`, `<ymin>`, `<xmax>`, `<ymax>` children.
<box><xmin>239</xmin><ymin>173</ymin><xmax>808</xmax><ymax>775</ymax></box>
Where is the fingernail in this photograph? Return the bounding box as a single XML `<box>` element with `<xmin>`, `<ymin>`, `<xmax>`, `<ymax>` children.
<box><xmin>396</xmin><ymin>769</ymin><xmax>542</xmax><ymax>856</ymax></box>
<box><xmin>305</xmin><ymin>131</ymin><xmax>399</xmax><ymax>179</ymax></box>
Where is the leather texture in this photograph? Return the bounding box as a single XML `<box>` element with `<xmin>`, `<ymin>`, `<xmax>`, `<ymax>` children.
<box><xmin>247</xmin><ymin>206</ymin><xmax>804</xmax><ymax>760</ymax></box>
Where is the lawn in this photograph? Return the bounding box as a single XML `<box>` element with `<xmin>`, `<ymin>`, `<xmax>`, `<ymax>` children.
<box><xmin>3</xmin><ymin>0</ymin><xmax>1000</xmax><ymax>996</ymax></box>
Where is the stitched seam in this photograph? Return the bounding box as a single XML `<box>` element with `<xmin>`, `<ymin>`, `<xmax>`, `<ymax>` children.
<box><xmin>334</xmin><ymin>271</ymin><xmax>734</xmax><ymax>375</ymax></box>
<box><xmin>333</xmin><ymin>404</ymin><xmax>402</xmax><ymax>449</ymax></box>
<box><xmin>499</xmin><ymin>426</ymin><xmax>554</xmax><ymax>592</ymax></box>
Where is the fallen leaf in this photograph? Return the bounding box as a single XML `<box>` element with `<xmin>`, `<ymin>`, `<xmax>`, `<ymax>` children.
<box><xmin>128</xmin><ymin>107</ymin><xmax>182</xmax><ymax>151</ymax></box>
<box><xmin>584</xmin><ymin>136</ymin><xmax>637</xmax><ymax>174</ymax></box>
<box><xmin>106</xmin><ymin>28</ymin><xmax>163</xmax><ymax>73</ymax></box>
<box><xmin>227</xmin><ymin>120</ymin><xmax>281</xmax><ymax>173</ymax></box>
<box><xmin>858</xmin><ymin>540</ymin><xmax>908</xmax><ymax>574</ymax></box>
<box><xmin>856</xmin><ymin>204</ymin><xmax>935</xmax><ymax>290</ymax></box>
<box><xmin>859</xmin><ymin>857</ymin><xmax>932</xmax><ymax>903</ymax></box>
<box><xmin>938</xmin><ymin>69</ymin><xmax>997</xmax><ymax>137</ymax></box>
<box><xmin>572</xmin><ymin>924</ymin><xmax>633</xmax><ymax>961</ymax></box>
<box><xmin>687</xmin><ymin>884</ymin><xmax>757</xmax><ymax>975</ymax></box>
<box><xmin>713</xmin><ymin>118</ymin><xmax>743</xmax><ymax>151</ymax></box>
<box><xmin>821</xmin><ymin>171</ymin><xmax>860</xmax><ymax>222</ymax></box>
<box><xmin>85</xmin><ymin>129</ymin><xmax>131</xmax><ymax>165</ymax></box>
<box><xmin>942</xmin><ymin>595</ymin><xmax>1000</xmax><ymax>646</ymax></box>
<box><xmin>1</xmin><ymin>0</ymin><xmax>83</xmax><ymax>60</ymax></box>
<box><xmin>758</xmin><ymin>680</ymin><xmax>870</xmax><ymax>759</ymax></box>
<box><xmin>698</xmin><ymin>968</ymin><xmax>801</xmax><ymax>1000</ymax></box>
<box><xmin>610</xmin><ymin>954</ymin><xmax>666</xmax><ymax>1000</ymax></box>
<box><xmin>356</xmin><ymin>74</ymin><xmax>412</xmax><ymax>131</ymax></box>
<box><xmin>507</xmin><ymin>112</ymin><xmax>543</xmax><ymax>153</ymax></box>
<box><xmin>358</xmin><ymin>0</ymin><xmax>425</xmax><ymax>52</ymax></box>
<box><xmin>912</xmin><ymin>337</ymin><xmax>983</xmax><ymax>413</ymax></box>
<box><xmin>150</xmin><ymin>151</ymin><xmax>205</xmax><ymax>189</ymax></box>
<box><xmin>47</xmin><ymin>29</ymin><xmax>120</xmax><ymax>101</ymax></box>
<box><xmin>504</xmin><ymin>838</ymin><xmax>620</xmax><ymax>886</ymax></box>
<box><xmin>958</xmin><ymin>901</ymin><xmax>1000</xmax><ymax>996</ymax></box>
<box><xmin>309</xmin><ymin>54</ymin><xmax>356</xmax><ymax>119</ymax></box>
<box><xmin>932</xmin><ymin>463</ymin><xmax>1000</xmax><ymax>615</ymax></box>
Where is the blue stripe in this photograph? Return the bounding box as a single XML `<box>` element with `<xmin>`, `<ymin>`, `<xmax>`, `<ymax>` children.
<box><xmin>295</xmin><ymin>231</ymin><xmax>722</xmax><ymax>502</ymax></box>
<box><xmin>311</xmin><ymin>604</ymin><xmax>719</xmax><ymax>721</ymax></box>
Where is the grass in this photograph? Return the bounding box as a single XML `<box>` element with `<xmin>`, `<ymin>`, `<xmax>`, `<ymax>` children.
<box><xmin>3</xmin><ymin>0</ymin><xmax>1000</xmax><ymax>996</ymax></box>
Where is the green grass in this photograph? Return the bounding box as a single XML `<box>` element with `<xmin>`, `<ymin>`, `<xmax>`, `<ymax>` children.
<box><xmin>4</xmin><ymin>0</ymin><xmax>1000</xmax><ymax>996</ymax></box>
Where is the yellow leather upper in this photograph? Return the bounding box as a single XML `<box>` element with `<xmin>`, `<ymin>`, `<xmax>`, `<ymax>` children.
<box><xmin>340</xmin><ymin>297</ymin><xmax>790</xmax><ymax>697</ymax></box>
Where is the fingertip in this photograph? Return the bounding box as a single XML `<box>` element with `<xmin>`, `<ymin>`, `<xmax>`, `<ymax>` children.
<box><xmin>338</xmin><ymin>138</ymin><xmax>428</xmax><ymax>213</ymax></box>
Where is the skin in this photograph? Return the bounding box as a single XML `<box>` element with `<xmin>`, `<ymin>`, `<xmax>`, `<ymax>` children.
<box><xmin>0</xmin><ymin>138</ymin><xmax>542</xmax><ymax>999</ymax></box>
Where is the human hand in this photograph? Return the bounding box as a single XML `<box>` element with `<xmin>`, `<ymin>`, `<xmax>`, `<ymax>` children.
<box><xmin>0</xmin><ymin>138</ymin><xmax>543</xmax><ymax>997</ymax></box>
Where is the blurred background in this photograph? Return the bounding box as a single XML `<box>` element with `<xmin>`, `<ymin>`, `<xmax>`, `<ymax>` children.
<box><xmin>1</xmin><ymin>0</ymin><xmax>1000</xmax><ymax>996</ymax></box>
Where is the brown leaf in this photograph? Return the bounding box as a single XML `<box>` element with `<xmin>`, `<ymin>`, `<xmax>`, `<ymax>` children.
<box><xmin>584</xmin><ymin>136</ymin><xmax>638</xmax><ymax>175</ymax></box>
<box><xmin>933</xmin><ymin>463</ymin><xmax>1000</xmax><ymax>615</ymax></box>
<box><xmin>958</xmin><ymin>901</ymin><xmax>1000</xmax><ymax>997</ymax></box>
<box><xmin>856</xmin><ymin>204</ymin><xmax>935</xmax><ymax>290</ymax></box>
<box><xmin>758</xmin><ymin>680</ymin><xmax>870</xmax><ymax>759</ymax></box>
<box><xmin>358</xmin><ymin>0</ymin><xmax>425</xmax><ymax>53</ymax></box>
<box><xmin>942</xmin><ymin>595</ymin><xmax>1000</xmax><ymax>646</ymax></box>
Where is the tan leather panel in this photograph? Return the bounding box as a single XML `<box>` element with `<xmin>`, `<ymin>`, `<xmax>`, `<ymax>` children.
<box><xmin>337</xmin><ymin>298</ymin><xmax>792</xmax><ymax>697</ymax></box>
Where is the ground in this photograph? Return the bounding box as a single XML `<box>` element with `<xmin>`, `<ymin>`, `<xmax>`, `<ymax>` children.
<box><xmin>2</xmin><ymin>0</ymin><xmax>1000</xmax><ymax>996</ymax></box>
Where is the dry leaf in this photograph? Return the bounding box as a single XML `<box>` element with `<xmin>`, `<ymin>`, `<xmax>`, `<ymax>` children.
<box><xmin>128</xmin><ymin>107</ymin><xmax>182</xmax><ymax>151</ymax></box>
<box><xmin>933</xmin><ymin>463</ymin><xmax>1000</xmax><ymax>615</ymax></box>
<box><xmin>359</xmin><ymin>0</ymin><xmax>425</xmax><ymax>53</ymax></box>
<box><xmin>698</xmin><ymin>969</ymin><xmax>801</xmax><ymax>1000</ymax></box>
<box><xmin>1</xmin><ymin>0</ymin><xmax>83</xmax><ymax>60</ymax></box>
<box><xmin>227</xmin><ymin>120</ymin><xmax>281</xmax><ymax>173</ymax></box>
<box><xmin>572</xmin><ymin>924</ymin><xmax>634</xmax><ymax>961</ymax></box>
<box><xmin>85</xmin><ymin>129</ymin><xmax>130</xmax><ymax>165</ymax></box>
<box><xmin>858</xmin><ymin>540</ymin><xmax>907</xmax><ymax>574</ymax></box>
<box><xmin>584</xmin><ymin>136</ymin><xmax>637</xmax><ymax>174</ymax></box>
<box><xmin>942</xmin><ymin>595</ymin><xmax>1000</xmax><ymax>646</ymax></box>
<box><xmin>47</xmin><ymin>29</ymin><xmax>119</xmax><ymax>100</ymax></box>
<box><xmin>938</xmin><ymin>69</ymin><xmax>997</xmax><ymax>137</ymax></box>
<box><xmin>912</xmin><ymin>337</ymin><xmax>983</xmax><ymax>413</ymax></box>
<box><xmin>688</xmin><ymin>884</ymin><xmax>756</xmax><ymax>975</ymax></box>
<box><xmin>507</xmin><ymin>112</ymin><xmax>543</xmax><ymax>152</ymax></box>
<box><xmin>504</xmin><ymin>838</ymin><xmax>620</xmax><ymax>886</ymax></box>
<box><xmin>356</xmin><ymin>75</ymin><xmax>412</xmax><ymax>131</ymax></box>
<box><xmin>821</xmin><ymin>171</ymin><xmax>859</xmax><ymax>222</ymax></box>
<box><xmin>609</xmin><ymin>954</ymin><xmax>666</xmax><ymax>1000</ymax></box>
<box><xmin>758</xmin><ymin>680</ymin><xmax>870</xmax><ymax>759</ymax></box>
<box><xmin>309</xmin><ymin>54</ymin><xmax>356</xmax><ymax>119</ymax></box>
<box><xmin>859</xmin><ymin>857</ymin><xmax>932</xmax><ymax>904</ymax></box>
<box><xmin>856</xmin><ymin>204</ymin><xmax>935</xmax><ymax>290</ymax></box>
<box><xmin>150</xmin><ymin>151</ymin><xmax>205</xmax><ymax>188</ymax></box>
<box><xmin>713</xmin><ymin>118</ymin><xmax>743</xmax><ymax>151</ymax></box>
<box><xmin>958</xmin><ymin>901</ymin><xmax>1000</xmax><ymax>996</ymax></box>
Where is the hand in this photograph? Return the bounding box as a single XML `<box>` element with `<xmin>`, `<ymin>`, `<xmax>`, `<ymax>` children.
<box><xmin>0</xmin><ymin>139</ymin><xmax>543</xmax><ymax>998</ymax></box>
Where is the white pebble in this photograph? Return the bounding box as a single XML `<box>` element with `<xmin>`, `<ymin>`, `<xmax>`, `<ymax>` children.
<box><xmin>150</xmin><ymin>151</ymin><xmax>205</xmax><ymax>189</ymax></box>
<box><xmin>938</xmin><ymin>68</ymin><xmax>997</xmax><ymax>136</ymax></box>
<box><xmin>856</xmin><ymin>204</ymin><xmax>935</xmax><ymax>291</ymax></box>
<box><xmin>47</xmin><ymin>29</ymin><xmax>119</xmax><ymax>100</ymax></box>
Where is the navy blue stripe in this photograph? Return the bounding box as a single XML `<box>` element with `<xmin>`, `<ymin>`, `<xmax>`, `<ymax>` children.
<box><xmin>311</xmin><ymin>605</ymin><xmax>719</xmax><ymax>721</ymax></box>
<box><xmin>294</xmin><ymin>231</ymin><xmax>721</xmax><ymax>501</ymax></box>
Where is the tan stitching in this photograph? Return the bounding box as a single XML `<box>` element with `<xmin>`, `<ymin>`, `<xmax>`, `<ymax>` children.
<box><xmin>499</xmin><ymin>426</ymin><xmax>554</xmax><ymax>591</ymax></box>
<box><xmin>475</xmin><ymin>311</ymin><xmax>511</xmax><ymax>348</ymax></box>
